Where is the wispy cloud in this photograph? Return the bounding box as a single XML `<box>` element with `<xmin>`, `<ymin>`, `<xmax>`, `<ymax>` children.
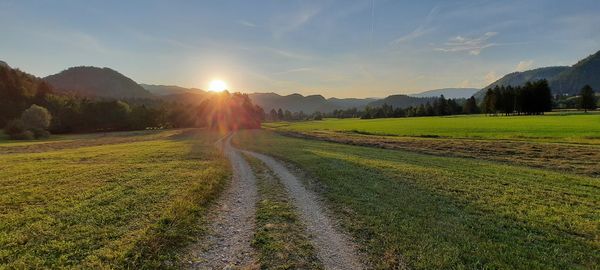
<box><xmin>456</xmin><ymin>79</ymin><xmax>474</xmax><ymax>88</ymax></box>
<box><xmin>484</xmin><ymin>70</ymin><xmax>500</xmax><ymax>84</ymax></box>
<box><xmin>271</xmin><ymin>6</ymin><xmax>321</xmax><ymax>38</ymax></box>
<box><xmin>272</xmin><ymin>67</ymin><xmax>313</xmax><ymax>75</ymax></box>
<box><xmin>239</xmin><ymin>20</ymin><xmax>256</xmax><ymax>27</ymax></box>
<box><xmin>435</xmin><ymin>32</ymin><xmax>498</xmax><ymax>55</ymax></box>
<box><xmin>392</xmin><ymin>5</ymin><xmax>439</xmax><ymax>44</ymax></box>
<box><xmin>259</xmin><ymin>47</ymin><xmax>313</xmax><ymax>60</ymax></box>
<box><xmin>515</xmin><ymin>60</ymin><xmax>534</xmax><ymax>71</ymax></box>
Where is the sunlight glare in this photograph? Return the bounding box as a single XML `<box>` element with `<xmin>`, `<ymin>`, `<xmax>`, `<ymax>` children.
<box><xmin>209</xmin><ymin>80</ymin><xmax>228</xmax><ymax>92</ymax></box>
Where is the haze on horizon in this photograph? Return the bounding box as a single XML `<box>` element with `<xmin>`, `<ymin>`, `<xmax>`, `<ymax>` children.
<box><xmin>1</xmin><ymin>0</ymin><xmax>599</xmax><ymax>98</ymax></box>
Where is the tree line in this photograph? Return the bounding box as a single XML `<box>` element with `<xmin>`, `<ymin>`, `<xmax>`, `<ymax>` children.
<box><xmin>482</xmin><ymin>80</ymin><xmax>553</xmax><ymax>115</ymax></box>
<box><xmin>325</xmin><ymin>95</ymin><xmax>478</xmax><ymax>119</ymax></box>
<box><xmin>1</xmin><ymin>65</ymin><xmax>264</xmax><ymax>139</ymax></box>
<box><xmin>265</xmin><ymin>108</ymin><xmax>323</xmax><ymax>122</ymax></box>
<box><xmin>482</xmin><ymin>80</ymin><xmax>597</xmax><ymax>114</ymax></box>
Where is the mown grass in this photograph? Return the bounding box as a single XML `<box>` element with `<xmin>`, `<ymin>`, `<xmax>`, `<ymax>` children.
<box><xmin>264</xmin><ymin>113</ymin><xmax>600</xmax><ymax>144</ymax></box>
<box><xmin>245</xmin><ymin>154</ymin><xmax>323</xmax><ymax>270</ymax></box>
<box><xmin>0</xmin><ymin>130</ymin><xmax>230</xmax><ymax>269</ymax></box>
<box><xmin>234</xmin><ymin>130</ymin><xmax>600</xmax><ymax>269</ymax></box>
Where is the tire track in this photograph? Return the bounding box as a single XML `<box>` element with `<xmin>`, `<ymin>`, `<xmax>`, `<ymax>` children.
<box><xmin>186</xmin><ymin>134</ymin><xmax>258</xmax><ymax>269</ymax></box>
<box><xmin>243</xmin><ymin>150</ymin><xmax>365</xmax><ymax>270</ymax></box>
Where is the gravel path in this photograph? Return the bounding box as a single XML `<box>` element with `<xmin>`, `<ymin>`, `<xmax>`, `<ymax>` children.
<box><xmin>186</xmin><ymin>134</ymin><xmax>258</xmax><ymax>269</ymax></box>
<box><xmin>244</xmin><ymin>150</ymin><xmax>365</xmax><ymax>270</ymax></box>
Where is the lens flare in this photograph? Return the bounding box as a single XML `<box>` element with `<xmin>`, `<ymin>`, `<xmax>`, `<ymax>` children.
<box><xmin>208</xmin><ymin>80</ymin><xmax>227</xmax><ymax>92</ymax></box>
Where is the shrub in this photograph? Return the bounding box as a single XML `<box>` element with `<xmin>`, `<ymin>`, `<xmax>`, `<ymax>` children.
<box><xmin>4</xmin><ymin>119</ymin><xmax>26</xmax><ymax>137</ymax></box>
<box><xmin>31</xmin><ymin>128</ymin><xmax>51</xmax><ymax>139</ymax></box>
<box><xmin>21</xmin><ymin>104</ymin><xmax>52</xmax><ymax>130</ymax></box>
<box><xmin>4</xmin><ymin>119</ymin><xmax>35</xmax><ymax>140</ymax></box>
<box><xmin>4</xmin><ymin>105</ymin><xmax>53</xmax><ymax>140</ymax></box>
<box><xmin>11</xmin><ymin>130</ymin><xmax>34</xmax><ymax>140</ymax></box>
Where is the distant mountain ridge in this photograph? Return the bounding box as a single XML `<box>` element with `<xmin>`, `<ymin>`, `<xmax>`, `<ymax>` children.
<box><xmin>475</xmin><ymin>50</ymin><xmax>600</xmax><ymax>98</ymax></box>
<box><xmin>140</xmin><ymin>84</ymin><xmax>205</xmax><ymax>96</ymax></box>
<box><xmin>248</xmin><ymin>92</ymin><xmax>376</xmax><ymax>113</ymax></box>
<box><xmin>367</xmin><ymin>94</ymin><xmax>435</xmax><ymax>109</ymax></box>
<box><xmin>44</xmin><ymin>66</ymin><xmax>153</xmax><ymax>99</ymax></box>
<box><xmin>410</xmin><ymin>88</ymin><xmax>478</xmax><ymax>99</ymax></box>
<box><xmin>248</xmin><ymin>93</ymin><xmax>330</xmax><ymax>113</ymax></box>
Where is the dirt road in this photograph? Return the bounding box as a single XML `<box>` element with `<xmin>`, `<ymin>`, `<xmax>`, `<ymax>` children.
<box><xmin>186</xmin><ymin>135</ymin><xmax>258</xmax><ymax>269</ymax></box>
<box><xmin>244</xmin><ymin>150</ymin><xmax>365</xmax><ymax>270</ymax></box>
<box><xmin>188</xmin><ymin>133</ymin><xmax>364</xmax><ymax>269</ymax></box>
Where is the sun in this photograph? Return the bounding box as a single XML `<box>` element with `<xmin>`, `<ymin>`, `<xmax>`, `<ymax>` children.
<box><xmin>208</xmin><ymin>80</ymin><xmax>228</xmax><ymax>92</ymax></box>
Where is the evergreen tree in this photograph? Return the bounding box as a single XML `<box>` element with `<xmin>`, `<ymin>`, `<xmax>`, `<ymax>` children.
<box><xmin>580</xmin><ymin>85</ymin><xmax>597</xmax><ymax>112</ymax></box>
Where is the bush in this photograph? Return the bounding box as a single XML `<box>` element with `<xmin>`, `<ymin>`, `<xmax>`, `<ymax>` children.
<box><xmin>4</xmin><ymin>119</ymin><xmax>35</xmax><ymax>140</ymax></box>
<box><xmin>4</xmin><ymin>119</ymin><xmax>26</xmax><ymax>137</ymax></box>
<box><xmin>11</xmin><ymin>130</ymin><xmax>34</xmax><ymax>140</ymax></box>
<box><xmin>21</xmin><ymin>104</ymin><xmax>52</xmax><ymax>130</ymax></box>
<box><xmin>31</xmin><ymin>128</ymin><xmax>50</xmax><ymax>139</ymax></box>
<box><xmin>4</xmin><ymin>105</ymin><xmax>53</xmax><ymax>140</ymax></box>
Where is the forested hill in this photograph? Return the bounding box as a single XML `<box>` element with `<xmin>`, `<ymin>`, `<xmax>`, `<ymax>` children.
<box><xmin>140</xmin><ymin>84</ymin><xmax>205</xmax><ymax>96</ymax></box>
<box><xmin>475</xmin><ymin>49</ymin><xmax>600</xmax><ymax>97</ymax></box>
<box><xmin>410</xmin><ymin>88</ymin><xmax>478</xmax><ymax>99</ymax></box>
<box><xmin>45</xmin><ymin>66</ymin><xmax>153</xmax><ymax>99</ymax></box>
<box><xmin>0</xmin><ymin>62</ymin><xmax>53</xmax><ymax>126</ymax></box>
<box><xmin>248</xmin><ymin>92</ymin><xmax>376</xmax><ymax>113</ymax></box>
<box><xmin>249</xmin><ymin>93</ymin><xmax>331</xmax><ymax>113</ymax></box>
<box><xmin>367</xmin><ymin>94</ymin><xmax>435</xmax><ymax>109</ymax></box>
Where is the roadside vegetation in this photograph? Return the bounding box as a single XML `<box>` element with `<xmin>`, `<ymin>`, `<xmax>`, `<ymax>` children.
<box><xmin>234</xmin><ymin>130</ymin><xmax>599</xmax><ymax>269</ymax></box>
<box><xmin>245</xmin><ymin>155</ymin><xmax>323</xmax><ymax>270</ymax></box>
<box><xmin>0</xmin><ymin>129</ymin><xmax>230</xmax><ymax>268</ymax></box>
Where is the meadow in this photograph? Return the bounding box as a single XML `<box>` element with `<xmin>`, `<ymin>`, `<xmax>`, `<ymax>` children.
<box><xmin>233</xmin><ymin>130</ymin><xmax>600</xmax><ymax>269</ymax></box>
<box><xmin>265</xmin><ymin>113</ymin><xmax>600</xmax><ymax>144</ymax></box>
<box><xmin>0</xmin><ymin>129</ymin><xmax>230</xmax><ymax>268</ymax></box>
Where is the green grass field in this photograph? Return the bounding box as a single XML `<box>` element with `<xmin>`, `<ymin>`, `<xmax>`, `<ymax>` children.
<box><xmin>233</xmin><ymin>130</ymin><xmax>600</xmax><ymax>269</ymax></box>
<box><xmin>265</xmin><ymin>113</ymin><xmax>600</xmax><ymax>144</ymax></box>
<box><xmin>0</xmin><ymin>129</ymin><xmax>230</xmax><ymax>268</ymax></box>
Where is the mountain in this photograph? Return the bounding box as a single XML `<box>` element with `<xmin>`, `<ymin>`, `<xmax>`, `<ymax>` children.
<box><xmin>410</xmin><ymin>88</ymin><xmax>479</xmax><ymax>99</ymax></box>
<box><xmin>475</xmin><ymin>50</ymin><xmax>600</xmax><ymax>98</ymax></box>
<box><xmin>248</xmin><ymin>93</ymin><xmax>332</xmax><ymax>113</ymax></box>
<box><xmin>550</xmin><ymin>50</ymin><xmax>600</xmax><ymax>93</ymax></box>
<box><xmin>44</xmin><ymin>66</ymin><xmax>153</xmax><ymax>99</ymax></box>
<box><xmin>140</xmin><ymin>84</ymin><xmax>205</xmax><ymax>96</ymax></box>
<box><xmin>327</xmin><ymin>97</ymin><xmax>376</xmax><ymax>110</ymax></box>
<box><xmin>367</xmin><ymin>94</ymin><xmax>435</xmax><ymax>108</ymax></box>
<box><xmin>0</xmin><ymin>60</ymin><xmax>9</xmax><ymax>68</ymax></box>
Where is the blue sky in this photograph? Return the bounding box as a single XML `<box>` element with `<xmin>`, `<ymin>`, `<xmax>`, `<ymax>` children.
<box><xmin>1</xmin><ymin>0</ymin><xmax>599</xmax><ymax>97</ymax></box>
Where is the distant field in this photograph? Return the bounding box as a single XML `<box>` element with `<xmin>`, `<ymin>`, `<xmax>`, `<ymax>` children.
<box><xmin>265</xmin><ymin>113</ymin><xmax>600</xmax><ymax>144</ymax></box>
<box><xmin>233</xmin><ymin>130</ymin><xmax>600</xmax><ymax>269</ymax></box>
<box><xmin>0</xmin><ymin>129</ymin><xmax>229</xmax><ymax>268</ymax></box>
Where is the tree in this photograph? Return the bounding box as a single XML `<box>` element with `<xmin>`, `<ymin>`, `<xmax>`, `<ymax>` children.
<box><xmin>20</xmin><ymin>104</ymin><xmax>52</xmax><ymax>138</ymax></box>
<box><xmin>462</xmin><ymin>96</ymin><xmax>479</xmax><ymax>114</ymax></box>
<box><xmin>284</xmin><ymin>110</ymin><xmax>292</xmax><ymax>120</ymax></box>
<box><xmin>580</xmin><ymin>85</ymin><xmax>597</xmax><ymax>112</ymax></box>
<box><xmin>277</xmin><ymin>108</ymin><xmax>284</xmax><ymax>120</ymax></box>
<box><xmin>269</xmin><ymin>109</ymin><xmax>278</xmax><ymax>121</ymax></box>
<box><xmin>483</xmin><ymin>88</ymin><xmax>497</xmax><ymax>115</ymax></box>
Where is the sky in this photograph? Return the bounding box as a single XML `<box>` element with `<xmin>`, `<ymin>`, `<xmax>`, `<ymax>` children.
<box><xmin>1</xmin><ymin>0</ymin><xmax>599</xmax><ymax>98</ymax></box>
